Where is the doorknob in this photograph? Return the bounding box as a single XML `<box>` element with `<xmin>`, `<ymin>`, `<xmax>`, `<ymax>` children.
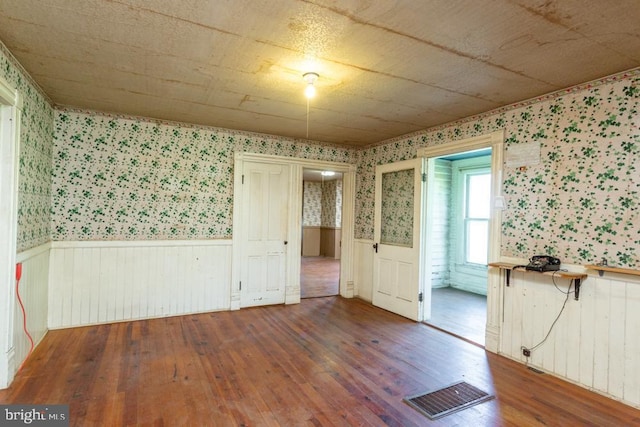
<box><xmin>284</xmin><ymin>241</ymin><xmax>288</xmax><ymax>245</ymax></box>
<box><xmin>373</xmin><ymin>243</ymin><xmax>378</xmax><ymax>253</ymax></box>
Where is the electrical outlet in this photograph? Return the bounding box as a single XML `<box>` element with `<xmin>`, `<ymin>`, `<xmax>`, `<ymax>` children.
<box><xmin>522</xmin><ymin>348</ymin><xmax>531</xmax><ymax>357</ymax></box>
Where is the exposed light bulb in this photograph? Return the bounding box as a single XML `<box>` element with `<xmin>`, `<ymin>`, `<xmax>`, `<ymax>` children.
<box><xmin>304</xmin><ymin>83</ymin><xmax>316</xmax><ymax>99</ymax></box>
<box><xmin>303</xmin><ymin>72</ymin><xmax>319</xmax><ymax>99</ymax></box>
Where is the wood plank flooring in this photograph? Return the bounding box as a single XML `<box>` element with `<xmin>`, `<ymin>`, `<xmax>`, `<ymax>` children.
<box><xmin>300</xmin><ymin>256</ymin><xmax>339</xmax><ymax>298</ymax></box>
<box><xmin>428</xmin><ymin>287</ymin><xmax>487</xmax><ymax>346</ymax></box>
<box><xmin>2</xmin><ymin>297</ymin><xmax>640</xmax><ymax>426</ymax></box>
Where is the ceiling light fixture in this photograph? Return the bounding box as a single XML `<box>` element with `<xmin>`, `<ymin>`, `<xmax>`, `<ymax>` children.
<box><xmin>303</xmin><ymin>72</ymin><xmax>319</xmax><ymax>99</ymax></box>
<box><xmin>321</xmin><ymin>171</ymin><xmax>335</xmax><ymax>177</ymax></box>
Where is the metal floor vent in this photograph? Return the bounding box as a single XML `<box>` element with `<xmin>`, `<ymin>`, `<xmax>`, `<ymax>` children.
<box><xmin>404</xmin><ymin>381</ymin><xmax>494</xmax><ymax>420</ymax></box>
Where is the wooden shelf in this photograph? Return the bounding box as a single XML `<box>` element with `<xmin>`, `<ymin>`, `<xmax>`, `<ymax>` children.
<box><xmin>488</xmin><ymin>262</ymin><xmax>587</xmax><ymax>300</ymax></box>
<box><xmin>585</xmin><ymin>264</ymin><xmax>640</xmax><ymax>277</ymax></box>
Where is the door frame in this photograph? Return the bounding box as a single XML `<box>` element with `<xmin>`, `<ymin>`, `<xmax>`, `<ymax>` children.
<box><xmin>417</xmin><ymin>130</ymin><xmax>504</xmax><ymax>353</ymax></box>
<box><xmin>0</xmin><ymin>75</ymin><xmax>22</xmax><ymax>388</ymax></box>
<box><xmin>231</xmin><ymin>152</ymin><xmax>357</xmax><ymax>310</ymax></box>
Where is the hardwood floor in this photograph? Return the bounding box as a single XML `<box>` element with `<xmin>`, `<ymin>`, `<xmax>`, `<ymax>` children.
<box><xmin>427</xmin><ymin>287</ymin><xmax>487</xmax><ymax>346</ymax></box>
<box><xmin>2</xmin><ymin>297</ymin><xmax>640</xmax><ymax>426</ymax></box>
<box><xmin>300</xmin><ymin>256</ymin><xmax>339</xmax><ymax>298</ymax></box>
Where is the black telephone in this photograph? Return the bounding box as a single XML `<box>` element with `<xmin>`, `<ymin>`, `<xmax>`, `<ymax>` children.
<box><xmin>525</xmin><ymin>255</ymin><xmax>561</xmax><ymax>272</ymax></box>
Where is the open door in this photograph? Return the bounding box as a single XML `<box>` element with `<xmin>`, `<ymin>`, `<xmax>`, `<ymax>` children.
<box><xmin>372</xmin><ymin>158</ymin><xmax>425</xmax><ymax>321</ymax></box>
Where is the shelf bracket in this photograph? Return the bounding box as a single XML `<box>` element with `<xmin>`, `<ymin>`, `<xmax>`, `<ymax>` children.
<box><xmin>505</xmin><ymin>269</ymin><xmax>511</xmax><ymax>287</ymax></box>
<box><xmin>574</xmin><ymin>278</ymin><xmax>582</xmax><ymax>300</ymax></box>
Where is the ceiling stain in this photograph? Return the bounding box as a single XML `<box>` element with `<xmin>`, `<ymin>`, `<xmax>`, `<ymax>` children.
<box><xmin>297</xmin><ymin>0</ymin><xmax>558</xmax><ymax>87</ymax></box>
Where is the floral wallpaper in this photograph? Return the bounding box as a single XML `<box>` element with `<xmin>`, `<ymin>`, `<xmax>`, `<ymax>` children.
<box><xmin>303</xmin><ymin>181</ymin><xmax>322</xmax><ymax>226</ymax></box>
<box><xmin>380</xmin><ymin>169</ymin><xmax>414</xmax><ymax>246</ymax></box>
<box><xmin>356</xmin><ymin>71</ymin><xmax>640</xmax><ymax>268</ymax></box>
<box><xmin>52</xmin><ymin>110</ymin><xmax>355</xmax><ymax>240</ymax></box>
<box><xmin>0</xmin><ymin>42</ymin><xmax>54</xmax><ymax>253</ymax></box>
<box><xmin>321</xmin><ymin>179</ymin><xmax>342</xmax><ymax>228</ymax></box>
<box><xmin>5</xmin><ymin>29</ymin><xmax>638</xmax><ymax>269</ymax></box>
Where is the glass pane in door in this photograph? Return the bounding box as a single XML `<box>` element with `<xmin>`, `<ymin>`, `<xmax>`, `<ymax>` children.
<box><xmin>380</xmin><ymin>168</ymin><xmax>414</xmax><ymax>247</ymax></box>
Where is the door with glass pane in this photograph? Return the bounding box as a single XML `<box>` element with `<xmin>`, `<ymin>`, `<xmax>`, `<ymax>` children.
<box><xmin>372</xmin><ymin>158</ymin><xmax>425</xmax><ymax>321</ymax></box>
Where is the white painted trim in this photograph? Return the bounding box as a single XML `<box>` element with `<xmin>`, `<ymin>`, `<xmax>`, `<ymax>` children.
<box><xmin>286</xmin><ymin>164</ymin><xmax>303</xmax><ymax>304</ymax></box>
<box><xmin>416</xmin><ymin>130</ymin><xmax>504</xmax><ymax>158</ymax></box>
<box><xmin>0</xmin><ymin>74</ymin><xmax>21</xmax><ymax>389</ymax></box>
<box><xmin>51</xmin><ymin>239</ymin><xmax>232</xmax><ymax>249</ymax></box>
<box><xmin>418</xmin><ymin>130</ymin><xmax>505</xmax><ymax>353</ymax></box>
<box><xmin>232</xmin><ymin>152</ymin><xmax>357</xmax><ymax>310</ymax></box>
<box><xmin>16</xmin><ymin>242</ymin><xmax>52</xmax><ymax>263</ymax></box>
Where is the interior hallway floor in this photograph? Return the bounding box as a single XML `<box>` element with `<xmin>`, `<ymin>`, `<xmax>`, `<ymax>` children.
<box><xmin>300</xmin><ymin>256</ymin><xmax>340</xmax><ymax>298</ymax></box>
<box><xmin>427</xmin><ymin>286</ymin><xmax>487</xmax><ymax>347</ymax></box>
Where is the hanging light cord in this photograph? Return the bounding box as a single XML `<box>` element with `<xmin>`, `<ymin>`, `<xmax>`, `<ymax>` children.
<box><xmin>306</xmin><ymin>97</ymin><xmax>310</xmax><ymax>139</ymax></box>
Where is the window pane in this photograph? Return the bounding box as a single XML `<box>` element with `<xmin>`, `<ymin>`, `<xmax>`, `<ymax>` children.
<box><xmin>467</xmin><ymin>173</ymin><xmax>491</xmax><ymax>218</ymax></box>
<box><xmin>466</xmin><ymin>220</ymin><xmax>488</xmax><ymax>264</ymax></box>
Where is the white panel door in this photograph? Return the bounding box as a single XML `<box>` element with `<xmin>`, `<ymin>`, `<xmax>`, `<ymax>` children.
<box><xmin>240</xmin><ymin>162</ymin><xmax>289</xmax><ymax>307</ymax></box>
<box><xmin>372</xmin><ymin>158</ymin><xmax>425</xmax><ymax>321</ymax></box>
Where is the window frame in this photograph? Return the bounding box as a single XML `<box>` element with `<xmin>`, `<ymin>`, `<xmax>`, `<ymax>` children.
<box><xmin>451</xmin><ymin>156</ymin><xmax>492</xmax><ymax>270</ymax></box>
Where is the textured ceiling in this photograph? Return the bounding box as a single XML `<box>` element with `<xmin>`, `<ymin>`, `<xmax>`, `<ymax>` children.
<box><xmin>0</xmin><ymin>0</ymin><xmax>639</xmax><ymax>147</ymax></box>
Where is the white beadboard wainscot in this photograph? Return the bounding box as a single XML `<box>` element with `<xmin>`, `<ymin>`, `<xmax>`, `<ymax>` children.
<box><xmin>354</xmin><ymin>239</ymin><xmax>374</xmax><ymax>302</ymax></box>
<box><xmin>14</xmin><ymin>243</ymin><xmax>50</xmax><ymax>371</ymax></box>
<box><xmin>48</xmin><ymin>240</ymin><xmax>232</xmax><ymax>329</ymax></box>
<box><xmin>500</xmin><ymin>267</ymin><xmax>640</xmax><ymax>408</ymax></box>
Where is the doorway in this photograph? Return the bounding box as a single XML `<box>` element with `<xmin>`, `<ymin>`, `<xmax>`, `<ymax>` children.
<box><xmin>300</xmin><ymin>169</ymin><xmax>342</xmax><ymax>298</ymax></box>
<box><xmin>231</xmin><ymin>152</ymin><xmax>357</xmax><ymax>310</ymax></box>
<box><xmin>417</xmin><ymin>130</ymin><xmax>505</xmax><ymax>352</ymax></box>
<box><xmin>425</xmin><ymin>150</ymin><xmax>491</xmax><ymax>346</ymax></box>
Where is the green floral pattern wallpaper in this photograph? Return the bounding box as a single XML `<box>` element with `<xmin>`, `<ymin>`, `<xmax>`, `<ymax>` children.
<box><xmin>356</xmin><ymin>71</ymin><xmax>639</xmax><ymax>268</ymax></box>
<box><xmin>52</xmin><ymin>111</ymin><xmax>356</xmax><ymax>240</ymax></box>
<box><xmin>303</xmin><ymin>181</ymin><xmax>322</xmax><ymax>227</ymax></box>
<box><xmin>0</xmin><ymin>42</ymin><xmax>54</xmax><ymax>253</ymax></box>
<box><xmin>4</xmin><ymin>33</ymin><xmax>638</xmax><ymax>269</ymax></box>
<box><xmin>321</xmin><ymin>179</ymin><xmax>342</xmax><ymax>228</ymax></box>
<box><xmin>380</xmin><ymin>169</ymin><xmax>414</xmax><ymax>247</ymax></box>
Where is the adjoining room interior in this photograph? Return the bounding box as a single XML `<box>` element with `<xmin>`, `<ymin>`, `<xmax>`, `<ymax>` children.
<box><xmin>426</xmin><ymin>149</ymin><xmax>492</xmax><ymax>346</ymax></box>
<box><xmin>1</xmin><ymin>1</ymin><xmax>640</xmax><ymax>424</ymax></box>
<box><xmin>301</xmin><ymin>169</ymin><xmax>342</xmax><ymax>298</ymax></box>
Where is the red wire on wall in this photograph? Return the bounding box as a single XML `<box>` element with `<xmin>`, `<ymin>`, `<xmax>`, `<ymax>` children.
<box><xmin>15</xmin><ymin>262</ymin><xmax>34</xmax><ymax>372</ymax></box>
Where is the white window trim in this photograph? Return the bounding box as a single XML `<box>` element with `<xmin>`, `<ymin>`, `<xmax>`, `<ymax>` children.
<box><xmin>451</xmin><ymin>157</ymin><xmax>492</xmax><ymax>269</ymax></box>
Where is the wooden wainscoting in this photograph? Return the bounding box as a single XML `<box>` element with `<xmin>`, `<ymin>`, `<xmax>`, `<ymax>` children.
<box><xmin>1</xmin><ymin>297</ymin><xmax>638</xmax><ymax>426</ymax></box>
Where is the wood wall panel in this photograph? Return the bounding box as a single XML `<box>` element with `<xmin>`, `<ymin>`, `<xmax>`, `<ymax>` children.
<box><xmin>302</xmin><ymin>226</ymin><xmax>320</xmax><ymax>256</ymax></box>
<box><xmin>354</xmin><ymin>239</ymin><xmax>374</xmax><ymax>302</ymax></box>
<box><xmin>500</xmin><ymin>269</ymin><xmax>640</xmax><ymax>408</ymax></box>
<box><xmin>320</xmin><ymin>227</ymin><xmax>341</xmax><ymax>259</ymax></box>
<box><xmin>48</xmin><ymin>241</ymin><xmax>232</xmax><ymax>329</ymax></box>
<box><xmin>14</xmin><ymin>243</ymin><xmax>50</xmax><ymax>374</ymax></box>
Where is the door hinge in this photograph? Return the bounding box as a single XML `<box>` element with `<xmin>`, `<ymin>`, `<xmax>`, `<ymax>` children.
<box><xmin>421</xmin><ymin>172</ymin><xmax>427</xmax><ymax>182</ymax></box>
<box><xmin>242</xmin><ymin>174</ymin><xmax>244</xmax><ymax>184</ymax></box>
<box><xmin>418</xmin><ymin>292</ymin><xmax>423</xmax><ymax>302</ymax></box>
<box><xmin>239</xmin><ymin>281</ymin><xmax>242</xmax><ymax>291</ymax></box>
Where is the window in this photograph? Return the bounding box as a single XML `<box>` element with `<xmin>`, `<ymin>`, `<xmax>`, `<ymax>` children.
<box><xmin>464</xmin><ymin>171</ymin><xmax>491</xmax><ymax>265</ymax></box>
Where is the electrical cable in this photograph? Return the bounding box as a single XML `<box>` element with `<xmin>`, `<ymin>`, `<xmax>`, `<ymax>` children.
<box><xmin>521</xmin><ymin>276</ymin><xmax>573</xmax><ymax>357</ymax></box>
<box><xmin>15</xmin><ymin>263</ymin><xmax>34</xmax><ymax>372</ymax></box>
